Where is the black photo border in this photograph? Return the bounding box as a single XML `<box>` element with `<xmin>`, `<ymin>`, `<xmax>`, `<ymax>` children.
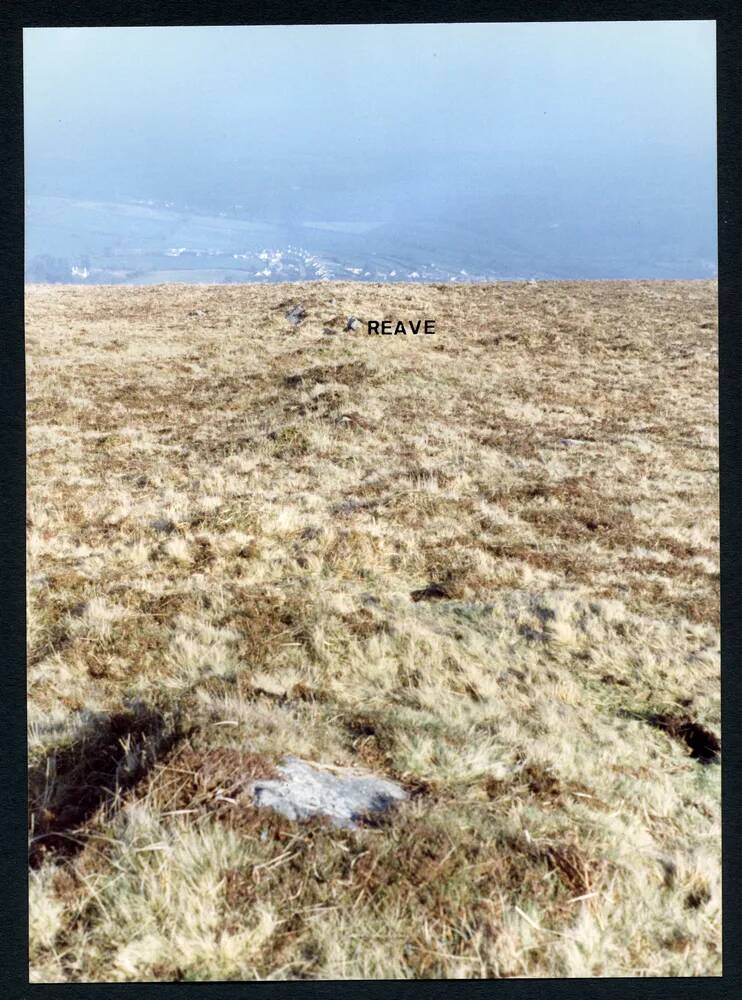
<box><xmin>1</xmin><ymin>2</ymin><xmax>739</xmax><ymax>998</ymax></box>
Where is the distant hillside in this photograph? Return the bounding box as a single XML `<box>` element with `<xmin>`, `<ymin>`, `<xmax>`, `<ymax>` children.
<box><xmin>25</xmin><ymin>195</ymin><xmax>718</xmax><ymax>286</ymax></box>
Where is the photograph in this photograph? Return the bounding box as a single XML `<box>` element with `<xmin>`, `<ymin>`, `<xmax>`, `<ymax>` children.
<box><xmin>24</xmin><ymin>21</ymin><xmax>720</xmax><ymax>981</ymax></box>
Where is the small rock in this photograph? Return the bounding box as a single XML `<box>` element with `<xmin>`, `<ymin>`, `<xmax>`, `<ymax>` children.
<box><xmin>332</xmin><ymin>499</ymin><xmax>375</xmax><ymax>517</ymax></box>
<box><xmin>346</xmin><ymin>316</ymin><xmax>362</xmax><ymax>331</ymax></box>
<box><xmin>150</xmin><ymin>517</ymin><xmax>176</xmax><ymax>534</ymax></box>
<box><xmin>252</xmin><ymin>757</ymin><xmax>407</xmax><ymax>829</ymax></box>
<box><xmin>286</xmin><ymin>304</ymin><xmax>307</xmax><ymax>326</ymax></box>
<box><xmin>336</xmin><ymin>411</ymin><xmax>375</xmax><ymax>431</ymax></box>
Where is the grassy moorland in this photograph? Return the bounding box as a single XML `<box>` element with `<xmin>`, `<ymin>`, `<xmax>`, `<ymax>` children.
<box><xmin>26</xmin><ymin>280</ymin><xmax>719</xmax><ymax>980</ymax></box>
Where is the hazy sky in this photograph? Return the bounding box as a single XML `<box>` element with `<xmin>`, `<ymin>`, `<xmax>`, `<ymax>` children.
<box><xmin>24</xmin><ymin>22</ymin><xmax>717</xmax><ymax>269</ymax></box>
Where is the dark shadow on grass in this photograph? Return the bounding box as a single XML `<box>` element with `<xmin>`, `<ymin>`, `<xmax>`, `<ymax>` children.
<box><xmin>28</xmin><ymin>700</ymin><xmax>190</xmax><ymax>867</ymax></box>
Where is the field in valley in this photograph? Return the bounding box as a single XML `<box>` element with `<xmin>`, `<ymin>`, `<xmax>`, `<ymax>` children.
<box><xmin>26</xmin><ymin>279</ymin><xmax>720</xmax><ymax>981</ymax></box>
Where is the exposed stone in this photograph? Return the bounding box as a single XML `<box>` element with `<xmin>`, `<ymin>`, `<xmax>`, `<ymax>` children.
<box><xmin>332</xmin><ymin>498</ymin><xmax>377</xmax><ymax>517</ymax></box>
<box><xmin>346</xmin><ymin>316</ymin><xmax>362</xmax><ymax>331</ymax></box>
<box><xmin>336</xmin><ymin>411</ymin><xmax>376</xmax><ymax>430</ymax></box>
<box><xmin>150</xmin><ymin>517</ymin><xmax>176</xmax><ymax>534</ymax></box>
<box><xmin>286</xmin><ymin>304</ymin><xmax>307</xmax><ymax>326</ymax></box>
<box><xmin>252</xmin><ymin>757</ymin><xmax>407</xmax><ymax>829</ymax></box>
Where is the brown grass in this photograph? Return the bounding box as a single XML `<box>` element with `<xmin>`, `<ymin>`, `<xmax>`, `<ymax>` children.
<box><xmin>26</xmin><ymin>279</ymin><xmax>719</xmax><ymax>980</ymax></box>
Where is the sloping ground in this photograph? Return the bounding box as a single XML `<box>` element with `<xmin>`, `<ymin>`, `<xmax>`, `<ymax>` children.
<box><xmin>26</xmin><ymin>280</ymin><xmax>719</xmax><ymax>980</ymax></box>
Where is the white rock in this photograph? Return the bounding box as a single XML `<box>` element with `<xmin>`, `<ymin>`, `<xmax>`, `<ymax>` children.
<box><xmin>252</xmin><ymin>757</ymin><xmax>407</xmax><ymax>829</ymax></box>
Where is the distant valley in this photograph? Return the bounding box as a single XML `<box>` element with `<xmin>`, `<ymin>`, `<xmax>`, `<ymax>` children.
<box><xmin>25</xmin><ymin>195</ymin><xmax>718</xmax><ymax>285</ymax></box>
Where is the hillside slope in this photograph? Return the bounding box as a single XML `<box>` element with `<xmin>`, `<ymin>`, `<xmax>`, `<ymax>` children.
<box><xmin>26</xmin><ymin>280</ymin><xmax>720</xmax><ymax>980</ymax></box>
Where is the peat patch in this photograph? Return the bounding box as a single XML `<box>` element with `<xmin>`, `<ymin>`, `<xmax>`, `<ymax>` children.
<box><xmin>648</xmin><ymin>713</ymin><xmax>720</xmax><ymax>764</ymax></box>
<box><xmin>410</xmin><ymin>583</ymin><xmax>454</xmax><ymax>602</ymax></box>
